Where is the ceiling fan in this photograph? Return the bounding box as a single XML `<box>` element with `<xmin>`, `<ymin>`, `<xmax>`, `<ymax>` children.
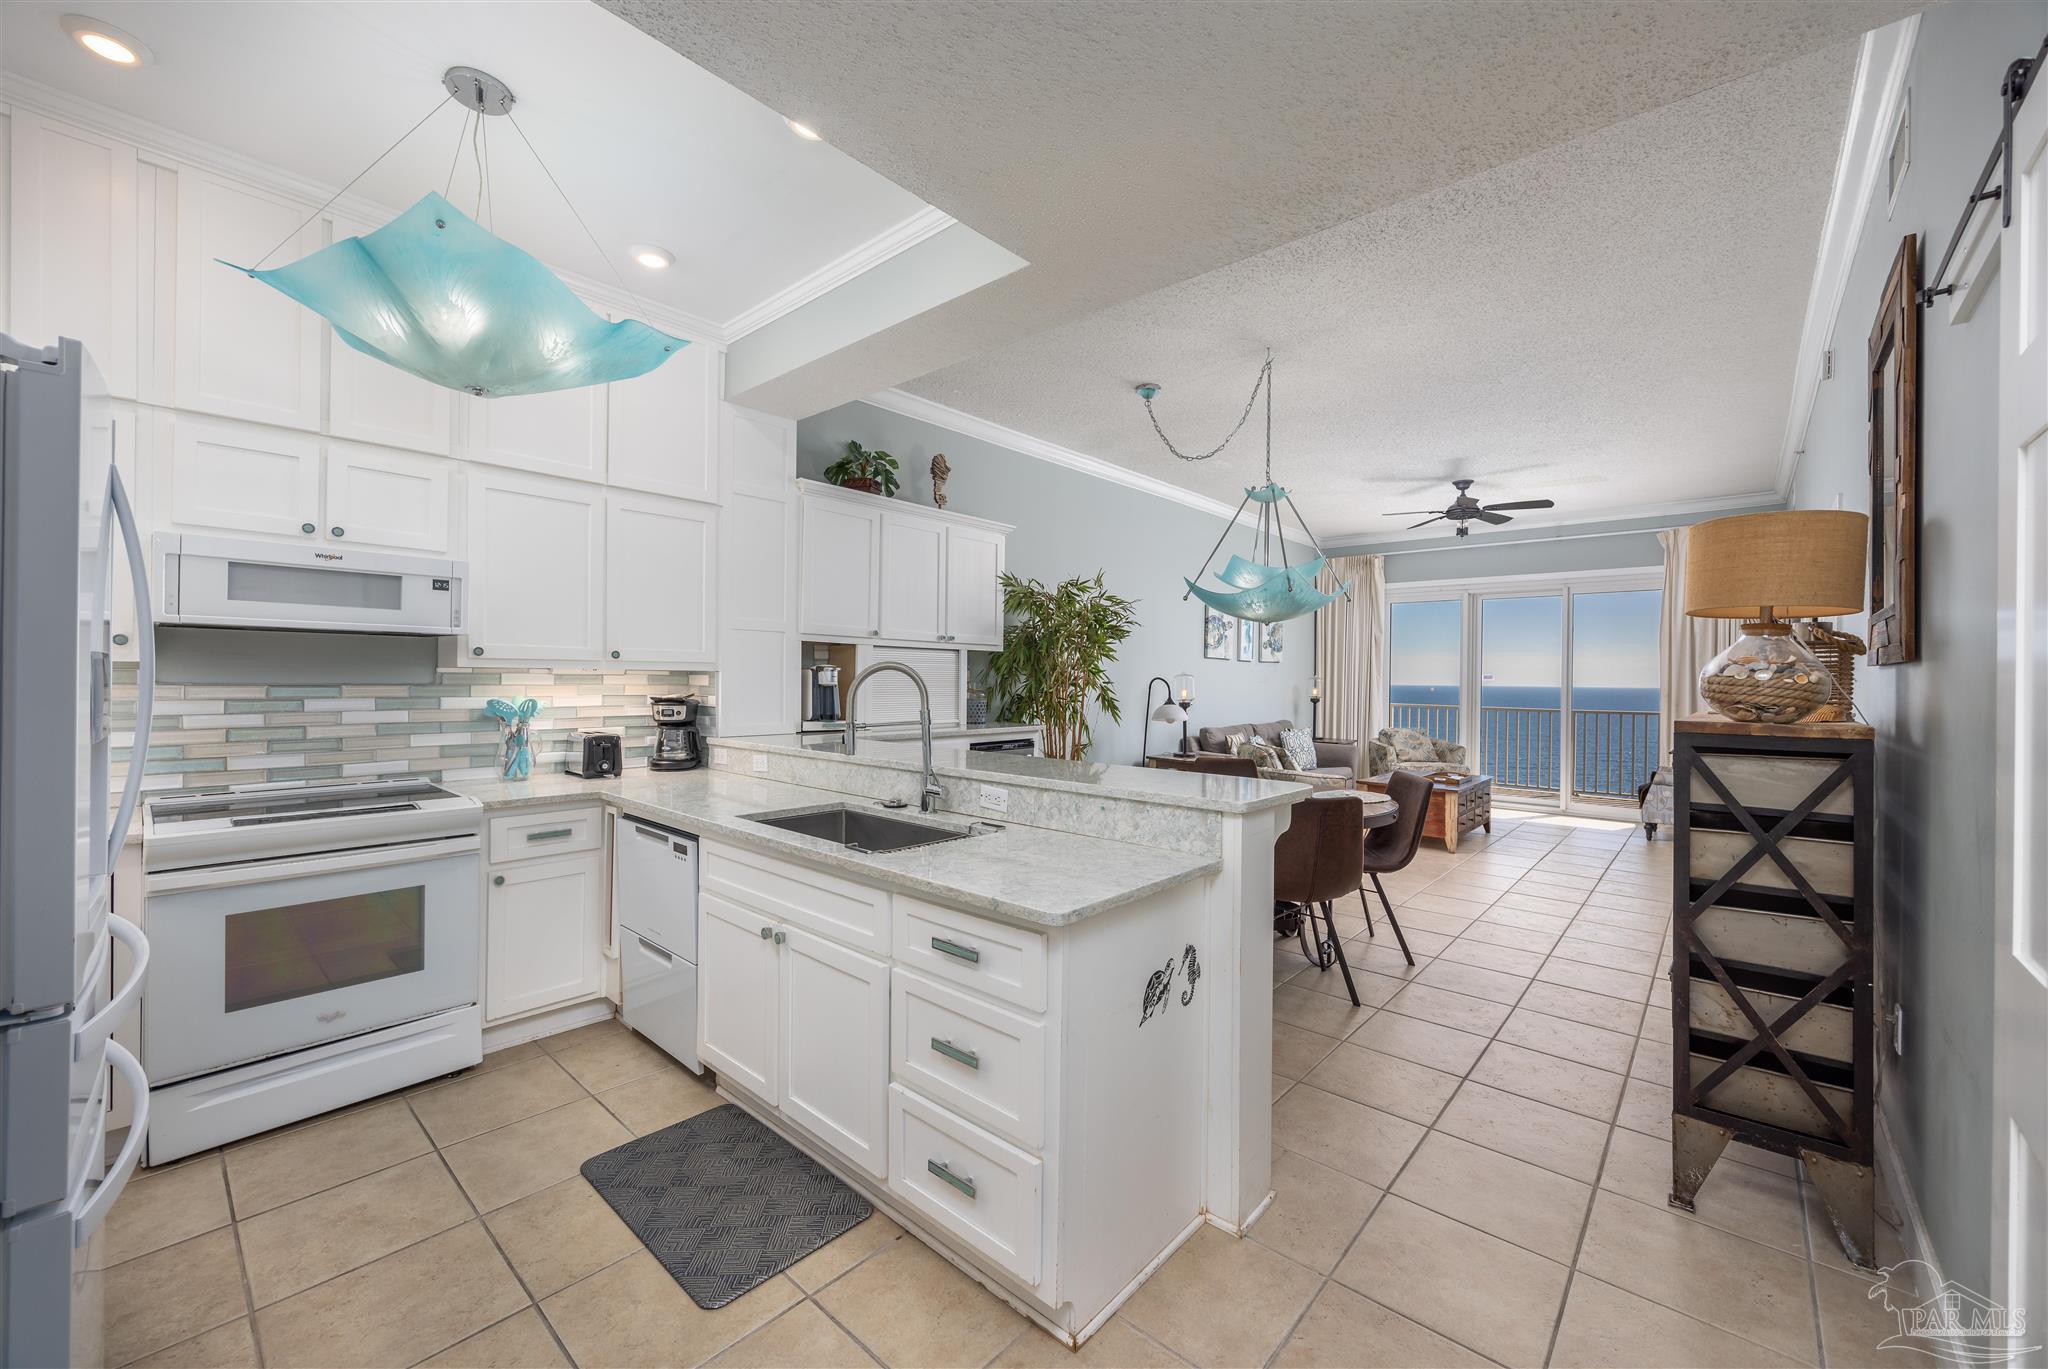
<box><xmin>1383</xmin><ymin>479</ymin><xmax>1556</xmax><ymax>537</ymax></box>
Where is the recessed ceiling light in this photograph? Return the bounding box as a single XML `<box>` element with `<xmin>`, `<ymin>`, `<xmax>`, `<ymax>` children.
<box><xmin>785</xmin><ymin>118</ymin><xmax>823</xmax><ymax>142</ymax></box>
<box><xmin>61</xmin><ymin>14</ymin><xmax>153</xmax><ymax>67</ymax></box>
<box><xmin>629</xmin><ymin>244</ymin><xmax>674</xmax><ymax>271</ymax></box>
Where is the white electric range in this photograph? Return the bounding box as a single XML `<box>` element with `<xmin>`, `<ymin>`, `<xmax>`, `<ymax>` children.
<box><xmin>139</xmin><ymin>778</ymin><xmax>485</xmax><ymax>1161</ymax></box>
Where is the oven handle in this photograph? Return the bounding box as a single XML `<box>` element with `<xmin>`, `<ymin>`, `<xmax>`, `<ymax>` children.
<box><xmin>145</xmin><ymin>835</ymin><xmax>480</xmax><ymax>893</ymax></box>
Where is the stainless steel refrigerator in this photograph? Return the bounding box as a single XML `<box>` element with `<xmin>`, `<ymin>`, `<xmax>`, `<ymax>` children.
<box><xmin>1</xmin><ymin>335</ymin><xmax>155</xmax><ymax>1367</ymax></box>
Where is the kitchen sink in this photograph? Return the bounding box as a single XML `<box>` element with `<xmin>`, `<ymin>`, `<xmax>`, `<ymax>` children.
<box><xmin>744</xmin><ymin>805</ymin><xmax>971</xmax><ymax>854</ymax></box>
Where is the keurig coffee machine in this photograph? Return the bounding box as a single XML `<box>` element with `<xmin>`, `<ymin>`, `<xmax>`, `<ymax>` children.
<box><xmin>648</xmin><ymin>695</ymin><xmax>702</xmax><ymax>770</ymax></box>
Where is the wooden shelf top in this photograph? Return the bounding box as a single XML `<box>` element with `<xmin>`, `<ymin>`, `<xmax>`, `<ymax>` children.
<box><xmin>1677</xmin><ymin>713</ymin><xmax>1874</xmax><ymax>741</ymax></box>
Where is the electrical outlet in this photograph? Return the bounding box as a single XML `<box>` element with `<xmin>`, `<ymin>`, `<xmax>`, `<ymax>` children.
<box><xmin>752</xmin><ymin>754</ymin><xmax>769</xmax><ymax>774</ymax></box>
<box><xmin>979</xmin><ymin>784</ymin><xmax>1009</xmax><ymax>814</ymax></box>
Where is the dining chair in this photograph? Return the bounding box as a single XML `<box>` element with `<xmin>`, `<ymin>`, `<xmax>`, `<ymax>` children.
<box><xmin>1358</xmin><ymin>770</ymin><xmax>1430</xmax><ymax>967</ymax></box>
<box><xmin>1273</xmin><ymin>791</ymin><xmax>1366</xmax><ymax>1006</ymax></box>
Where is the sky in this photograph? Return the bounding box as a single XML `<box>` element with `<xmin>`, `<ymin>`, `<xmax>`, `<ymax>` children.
<box><xmin>1390</xmin><ymin>589</ymin><xmax>1660</xmax><ymax>691</ymax></box>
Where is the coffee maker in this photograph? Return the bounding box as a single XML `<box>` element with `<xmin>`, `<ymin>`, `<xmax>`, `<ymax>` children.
<box><xmin>648</xmin><ymin>695</ymin><xmax>702</xmax><ymax>771</ymax></box>
<box><xmin>802</xmin><ymin>663</ymin><xmax>842</xmax><ymax>728</ymax></box>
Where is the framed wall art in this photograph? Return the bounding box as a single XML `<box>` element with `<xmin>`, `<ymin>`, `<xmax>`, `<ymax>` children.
<box><xmin>1258</xmin><ymin>620</ymin><xmax>1284</xmax><ymax>663</ymax></box>
<box><xmin>1203</xmin><ymin>606</ymin><xmax>1234</xmax><ymax>660</ymax></box>
<box><xmin>1867</xmin><ymin>233</ymin><xmax>1919</xmax><ymax>665</ymax></box>
<box><xmin>1238</xmin><ymin>619</ymin><xmax>1258</xmax><ymax>662</ymax></box>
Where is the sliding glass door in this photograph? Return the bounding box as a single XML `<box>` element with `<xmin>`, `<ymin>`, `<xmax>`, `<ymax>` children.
<box><xmin>1384</xmin><ymin>573</ymin><xmax>1661</xmax><ymax>813</ymax></box>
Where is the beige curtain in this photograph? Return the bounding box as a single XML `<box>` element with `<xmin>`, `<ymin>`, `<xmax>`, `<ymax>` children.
<box><xmin>1315</xmin><ymin>555</ymin><xmax>1386</xmax><ymax>772</ymax></box>
<box><xmin>1658</xmin><ymin>528</ymin><xmax>1738</xmax><ymax>763</ymax></box>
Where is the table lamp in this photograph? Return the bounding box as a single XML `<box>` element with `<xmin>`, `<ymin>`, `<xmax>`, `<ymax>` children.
<box><xmin>1684</xmin><ymin>510</ymin><xmax>1868</xmax><ymax>724</ymax></box>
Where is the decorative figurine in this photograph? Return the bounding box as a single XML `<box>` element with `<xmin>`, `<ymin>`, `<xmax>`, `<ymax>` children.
<box><xmin>930</xmin><ymin>452</ymin><xmax>951</xmax><ymax>509</ymax></box>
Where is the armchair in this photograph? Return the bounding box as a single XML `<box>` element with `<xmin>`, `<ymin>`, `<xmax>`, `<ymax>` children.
<box><xmin>1368</xmin><ymin>727</ymin><xmax>1469</xmax><ymax>778</ymax></box>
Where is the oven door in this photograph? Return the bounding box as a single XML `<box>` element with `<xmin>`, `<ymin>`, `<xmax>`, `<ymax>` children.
<box><xmin>140</xmin><ymin>837</ymin><xmax>479</xmax><ymax>1083</ymax></box>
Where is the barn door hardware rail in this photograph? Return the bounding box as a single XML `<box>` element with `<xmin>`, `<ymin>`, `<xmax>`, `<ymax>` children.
<box><xmin>1920</xmin><ymin>34</ymin><xmax>2046</xmax><ymax>308</ymax></box>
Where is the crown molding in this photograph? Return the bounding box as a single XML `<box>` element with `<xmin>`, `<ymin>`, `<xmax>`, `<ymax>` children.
<box><xmin>1320</xmin><ymin>488</ymin><xmax>1783</xmax><ymax>552</ymax></box>
<box><xmin>722</xmin><ymin>206</ymin><xmax>956</xmax><ymax>340</ymax></box>
<box><xmin>1776</xmin><ymin>14</ymin><xmax>1919</xmax><ymax>502</ymax></box>
<box><xmin>0</xmin><ymin>71</ymin><xmax>732</xmax><ymax>346</ymax></box>
<box><xmin>861</xmin><ymin>387</ymin><xmax>1269</xmax><ymax>528</ymax></box>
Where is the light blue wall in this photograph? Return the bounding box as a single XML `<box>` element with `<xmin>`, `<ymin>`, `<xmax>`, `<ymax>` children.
<box><xmin>796</xmin><ymin>401</ymin><xmax>1318</xmax><ymax>765</ymax></box>
<box><xmin>1786</xmin><ymin>1</ymin><xmax>2044</xmax><ymax>1291</ymax></box>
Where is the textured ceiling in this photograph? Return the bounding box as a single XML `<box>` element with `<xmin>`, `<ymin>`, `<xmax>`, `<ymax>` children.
<box><xmin>904</xmin><ymin>40</ymin><xmax>1863</xmax><ymax>539</ymax></box>
<box><xmin>601</xmin><ymin>0</ymin><xmax>1915</xmax><ymax>415</ymax></box>
<box><xmin>0</xmin><ymin>0</ymin><xmax>930</xmax><ymax>329</ymax></box>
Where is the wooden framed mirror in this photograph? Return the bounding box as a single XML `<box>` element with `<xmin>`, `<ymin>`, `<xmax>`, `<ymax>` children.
<box><xmin>1867</xmin><ymin>234</ymin><xmax>1919</xmax><ymax>665</ymax></box>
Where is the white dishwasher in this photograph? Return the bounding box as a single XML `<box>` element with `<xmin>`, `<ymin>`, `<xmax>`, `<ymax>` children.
<box><xmin>611</xmin><ymin>814</ymin><xmax>702</xmax><ymax>1073</ymax></box>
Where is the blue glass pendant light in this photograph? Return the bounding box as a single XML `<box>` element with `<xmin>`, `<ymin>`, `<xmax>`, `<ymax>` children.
<box><xmin>1137</xmin><ymin>357</ymin><xmax>1350</xmax><ymax>624</ymax></box>
<box><xmin>225</xmin><ymin>66</ymin><xmax>684</xmax><ymax>398</ymax></box>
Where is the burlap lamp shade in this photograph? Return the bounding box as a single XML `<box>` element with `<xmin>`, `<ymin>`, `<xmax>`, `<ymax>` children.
<box><xmin>1684</xmin><ymin>510</ymin><xmax>1869</xmax><ymax>724</ymax></box>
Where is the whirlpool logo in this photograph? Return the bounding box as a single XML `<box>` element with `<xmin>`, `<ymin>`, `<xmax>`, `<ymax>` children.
<box><xmin>313</xmin><ymin>552</ymin><xmax>344</xmax><ymax>561</ymax></box>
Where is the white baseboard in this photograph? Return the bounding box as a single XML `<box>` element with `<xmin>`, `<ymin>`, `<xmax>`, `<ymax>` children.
<box><xmin>480</xmin><ymin>998</ymin><xmax>616</xmax><ymax>1054</ymax></box>
<box><xmin>1875</xmin><ymin>1107</ymin><xmax>1943</xmax><ymax>1296</ymax></box>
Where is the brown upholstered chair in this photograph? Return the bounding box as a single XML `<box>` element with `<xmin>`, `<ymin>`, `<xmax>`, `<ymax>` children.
<box><xmin>1273</xmin><ymin>791</ymin><xmax>1367</xmax><ymax>1005</ymax></box>
<box><xmin>1357</xmin><ymin>770</ymin><xmax>1430</xmax><ymax>966</ymax></box>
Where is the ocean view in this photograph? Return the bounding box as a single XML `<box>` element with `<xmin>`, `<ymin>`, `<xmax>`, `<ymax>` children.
<box><xmin>1390</xmin><ymin>684</ymin><xmax>1660</xmax><ymax>798</ymax></box>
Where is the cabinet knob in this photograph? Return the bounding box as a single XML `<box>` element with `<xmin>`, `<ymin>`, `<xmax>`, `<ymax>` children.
<box><xmin>871</xmin><ymin>629</ymin><xmax>881</xmax><ymax>636</ymax></box>
<box><xmin>611</xmin><ymin>650</ymin><xmax>621</xmax><ymax>659</ymax></box>
<box><xmin>472</xmin><ymin>646</ymin><xmax>485</xmax><ymax>656</ymax></box>
<box><xmin>113</xmin><ymin>633</ymin><xmax>129</xmax><ymax>646</ymax></box>
<box><xmin>773</xmin><ymin>930</ymin><xmax>786</xmax><ymax>946</ymax></box>
<box><xmin>759</xmin><ymin>926</ymin><xmax>773</xmax><ymax>939</ymax></box>
<box><xmin>301</xmin><ymin>522</ymin><xmax>317</xmax><ymax>535</ymax></box>
<box><xmin>330</xmin><ymin>527</ymin><xmax>345</xmax><ymax>538</ymax></box>
<box><xmin>492</xmin><ymin>875</ymin><xmax>505</xmax><ymax>886</ymax></box>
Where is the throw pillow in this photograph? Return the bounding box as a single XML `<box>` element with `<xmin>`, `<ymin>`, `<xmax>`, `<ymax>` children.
<box><xmin>1278</xmin><ymin>727</ymin><xmax>1319</xmax><ymax>772</ymax></box>
<box><xmin>1388</xmin><ymin>728</ymin><xmax>1440</xmax><ymax>763</ymax></box>
<box><xmin>1232</xmin><ymin>736</ymin><xmax>1285</xmax><ymax>770</ymax></box>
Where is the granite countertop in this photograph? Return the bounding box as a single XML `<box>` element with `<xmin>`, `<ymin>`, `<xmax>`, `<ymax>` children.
<box><xmin>713</xmin><ymin>733</ymin><xmax>1307</xmax><ymax>815</ymax></box>
<box><xmin>448</xmin><ymin>769</ymin><xmax>1222</xmax><ymax>928</ymax></box>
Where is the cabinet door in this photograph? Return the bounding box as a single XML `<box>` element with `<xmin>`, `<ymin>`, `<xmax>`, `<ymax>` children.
<box><xmin>164</xmin><ymin>417</ymin><xmax>322</xmax><ymax>540</ymax></box>
<box><xmin>781</xmin><ymin>925</ymin><xmax>890</xmax><ymax>1179</ymax></box>
<box><xmin>465</xmin><ymin>384</ymin><xmax>607</xmax><ymax>483</ymax></box>
<box><xmin>326</xmin><ymin>220</ymin><xmax>453</xmax><ymax>455</ymax></box>
<box><xmin>879</xmin><ymin>510</ymin><xmax>947</xmax><ymax>643</ymax></box>
<box><xmin>464</xmin><ymin>469</ymin><xmax>605</xmax><ymax>663</ymax></box>
<box><xmin>798</xmin><ymin>495</ymin><xmax>881</xmax><ymax>639</ymax></box>
<box><xmin>8</xmin><ymin>115</ymin><xmax>138</xmax><ymax>398</ymax></box>
<box><xmin>324</xmin><ymin>443</ymin><xmax>452</xmax><ymax>553</ymax></box>
<box><xmin>485</xmin><ymin>852</ymin><xmax>606</xmax><ymax>1022</ymax></box>
<box><xmin>174</xmin><ymin>172</ymin><xmax>324</xmax><ymax>430</ymax></box>
<box><xmin>603</xmin><ymin>491</ymin><xmax>715</xmax><ymax>666</ymax></box>
<box><xmin>943</xmin><ymin>526</ymin><xmax>1006</xmax><ymax>647</ymax></box>
<box><xmin>608</xmin><ymin>343</ymin><xmax>717</xmax><ymax>502</ymax></box>
<box><xmin>699</xmin><ymin>892</ymin><xmax>781</xmax><ymax>1105</ymax></box>
<box><xmin>717</xmin><ymin>409</ymin><xmax>799</xmax><ymax>736</ymax></box>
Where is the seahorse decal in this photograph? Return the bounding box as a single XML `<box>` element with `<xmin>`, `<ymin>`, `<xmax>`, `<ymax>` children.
<box><xmin>1179</xmin><ymin>944</ymin><xmax>1202</xmax><ymax>1006</ymax></box>
<box><xmin>1140</xmin><ymin>959</ymin><xmax>1175</xmax><ymax>1027</ymax></box>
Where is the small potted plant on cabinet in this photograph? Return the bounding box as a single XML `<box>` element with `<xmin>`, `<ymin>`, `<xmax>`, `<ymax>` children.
<box><xmin>823</xmin><ymin>441</ymin><xmax>901</xmax><ymax>496</ymax></box>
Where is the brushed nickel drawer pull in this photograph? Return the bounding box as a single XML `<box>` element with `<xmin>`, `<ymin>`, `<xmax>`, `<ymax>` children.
<box><xmin>930</xmin><ymin>1037</ymin><xmax>980</xmax><ymax>1070</ymax></box>
<box><xmin>927</xmin><ymin>1159</ymin><xmax>975</xmax><ymax>1199</ymax></box>
<box><xmin>526</xmin><ymin>827</ymin><xmax>573</xmax><ymax>841</ymax></box>
<box><xmin>930</xmin><ymin>937</ymin><xmax>980</xmax><ymax>964</ymax></box>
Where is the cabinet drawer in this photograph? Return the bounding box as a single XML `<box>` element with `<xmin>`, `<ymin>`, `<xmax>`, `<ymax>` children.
<box><xmin>892</xmin><ymin>970</ymin><xmax>1046</xmax><ymax>1149</ymax></box>
<box><xmin>1690</xmin><ymin>829</ymin><xmax>1854</xmax><ymax>899</ymax></box>
<box><xmin>488</xmin><ymin>807</ymin><xmax>604</xmax><ymax>864</ymax></box>
<box><xmin>702</xmin><ymin>844</ymin><xmax>888</xmax><ymax>956</ymax></box>
<box><xmin>887</xmin><ymin>1084</ymin><xmax>1042</xmax><ymax>1287</ymax></box>
<box><xmin>1694</xmin><ymin>905</ymin><xmax>1848</xmax><ymax>977</ymax></box>
<box><xmin>893</xmin><ymin>898</ymin><xmax>1046</xmax><ymax>1012</ymax></box>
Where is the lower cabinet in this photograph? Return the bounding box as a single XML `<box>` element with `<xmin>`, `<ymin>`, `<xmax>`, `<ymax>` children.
<box><xmin>698</xmin><ymin>891</ymin><xmax>782</xmax><ymax>1103</ymax></box>
<box><xmin>485</xmin><ymin>849</ymin><xmax>606</xmax><ymax>1023</ymax></box>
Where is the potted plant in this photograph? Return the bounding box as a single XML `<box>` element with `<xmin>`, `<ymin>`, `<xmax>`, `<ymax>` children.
<box><xmin>822</xmin><ymin>440</ymin><xmax>900</xmax><ymax>496</ymax></box>
<box><xmin>982</xmin><ymin>572</ymin><xmax>1137</xmax><ymax>762</ymax></box>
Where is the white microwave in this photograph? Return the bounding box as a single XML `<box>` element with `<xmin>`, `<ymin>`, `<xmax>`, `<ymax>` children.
<box><xmin>154</xmin><ymin>533</ymin><xmax>466</xmax><ymax>635</ymax></box>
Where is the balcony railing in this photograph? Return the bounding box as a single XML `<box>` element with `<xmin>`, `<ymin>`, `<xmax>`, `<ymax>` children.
<box><xmin>1393</xmin><ymin>703</ymin><xmax>1657</xmax><ymax>801</ymax></box>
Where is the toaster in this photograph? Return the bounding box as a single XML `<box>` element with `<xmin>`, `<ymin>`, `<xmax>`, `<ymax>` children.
<box><xmin>567</xmin><ymin>729</ymin><xmax>623</xmax><ymax>778</ymax></box>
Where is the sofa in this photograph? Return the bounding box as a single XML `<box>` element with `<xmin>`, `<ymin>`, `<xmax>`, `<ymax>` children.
<box><xmin>1367</xmin><ymin>727</ymin><xmax>1470</xmax><ymax>778</ymax></box>
<box><xmin>1192</xmin><ymin>720</ymin><xmax>1357</xmax><ymax>787</ymax></box>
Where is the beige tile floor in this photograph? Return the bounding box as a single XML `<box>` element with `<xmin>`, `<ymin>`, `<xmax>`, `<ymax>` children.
<box><xmin>104</xmin><ymin>811</ymin><xmax>1912</xmax><ymax>1368</ymax></box>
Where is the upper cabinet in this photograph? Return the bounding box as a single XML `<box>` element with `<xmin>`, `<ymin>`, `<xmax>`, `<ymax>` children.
<box><xmin>604</xmin><ymin>491</ymin><xmax>717</xmax><ymax>666</ymax></box>
<box><xmin>464</xmin><ymin>383</ymin><xmax>608</xmax><ymax>484</ymax></box>
<box><xmin>464</xmin><ymin>468</ymin><xmax>606</xmax><ymax>664</ymax></box>
<box><xmin>608</xmin><ymin>342</ymin><xmax>718</xmax><ymax>504</ymax></box>
<box><xmin>7</xmin><ymin>115</ymin><xmax>138</xmax><ymax>398</ymax></box>
<box><xmin>717</xmin><ymin>407</ymin><xmax>799</xmax><ymax>738</ymax></box>
<box><xmin>161</xmin><ymin>415</ymin><xmax>322</xmax><ymax>541</ymax></box>
<box><xmin>797</xmin><ymin>482</ymin><xmax>1011</xmax><ymax>648</ymax></box>
<box><xmin>174</xmin><ymin>171</ymin><xmax>325</xmax><ymax>431</ymax></box>
<box><xmin>323</xmin><ymin>442</ymin><xmax>453</xmax><ymax>553</ymax></box>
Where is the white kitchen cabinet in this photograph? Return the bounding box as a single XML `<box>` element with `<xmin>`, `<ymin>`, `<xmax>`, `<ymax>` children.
<box><xmin>464</xmin><ymin>468</ymin><xmax>605</xmax><ymax>663</ymax></box>
<box><xmin>324</xmin><ymin>442</ymin><xmax>452</xmax><ymax>553</ymax></box>
<box><xmin>879</xmin><ymin>509</ymin><xmax>948</xmax><ymax>643</ymax></box>
<box><xmin>798</xmin><ymin>493</ymin><xmax>882</xmax><ymax>639</ymax></box>
<box><xmin>943</xmin><ymin>524</ymin><xmax>1007</xmax><ymax>647</ymax></box>
<box><xmin>163</xmin><ymin>416</ymin><xmax>323</xmax><ymax>540</ymax></box>
<box><xmin>174</xmin><ymin>171</ymin><xmax>325</xmax><ymax>431</ymax></box>
<box><xmin>698</xmin><ymin>891</ymin><xmax>781</xmax><ymax>1104</ymax></box>
<box><xmin>716</xmin><ymin>407</ymin><xmax>799</xmax><ymax>737</ymax></box>
<box><xmin>8</xmin><ymin>114</ymin><xmax>138</xmax><ymax>398</ymax></box>
<box><xmin>326</xmin><ymin>219</ymin><xmax>453</xmax><ymax>455</ymax></box>
<box><xmin>608</xmin><ymin>342</ymin><xmax>717</xmax><ymax>503</ymax></box>
<box><xmin>485</xmin><ymin>850</ymin><xmax>607</xmax><ymax>1022</ymax></box>
<box><xmin>781</xmin><ymin>926</ymin><xmax>890</xmax><ymax>1179</ymax></box>
<box><xmin>604</xmin><ymin>491</ymin><xmax>716</xmax><ymax>665</ymax></box>
<box><xmin>465</xmin><ymin>381</ymin><xmax>607</xmax><ymax>483</ymax></box>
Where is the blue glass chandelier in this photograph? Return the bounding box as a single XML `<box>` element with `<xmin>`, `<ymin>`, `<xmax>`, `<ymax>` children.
<box><xmin>223</xmin><ymin>67</ymin><xmax>685</xmax><ymax>398</ymax></box>
<box><xmin>1138</xmin><ymin>355</ymin><xmax>1350</xmax><ymax>623</ymax></box>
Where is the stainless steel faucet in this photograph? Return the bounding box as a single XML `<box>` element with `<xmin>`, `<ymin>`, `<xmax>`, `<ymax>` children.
<box><xmin>843</xmin><ymin>662</ymin><xmax>944</xmax><ymax>814</ymax></box>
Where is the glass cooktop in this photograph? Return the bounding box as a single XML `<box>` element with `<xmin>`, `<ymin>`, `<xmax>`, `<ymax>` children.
<box><xmin>148</xmin><ymin>780</ymin><xmax>458</xmax><ymax>826</ymax></box>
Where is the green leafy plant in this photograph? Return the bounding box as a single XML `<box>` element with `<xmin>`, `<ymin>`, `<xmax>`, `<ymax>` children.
<box><xmin>822</xmin><ymin>440</ymin><xmax>900</xmax><ymax>496</ymax></box>
<box><xmin>982</xmin><ymin>572</ymin><xmax>1138</xmax><ymax>761</ymax></box>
